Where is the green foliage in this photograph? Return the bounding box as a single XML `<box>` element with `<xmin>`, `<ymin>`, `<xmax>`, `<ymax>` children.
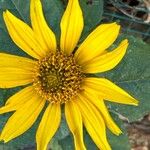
<box><xmin>0</xmin><ymin>0</ymin><xmax>149</xmax><ymax>149</ymax></box>
<box><xmin>79</xmin><ymin>0</ymin><xmax>104</xmax><ymax>40</ymax></box>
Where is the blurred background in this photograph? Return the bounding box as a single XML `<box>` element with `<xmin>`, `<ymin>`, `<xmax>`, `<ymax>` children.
<box><xmin>103</xmin><ymin>0</ymin><xmax>150</xmax><ymax>43</ymax></box>
<box><xmin>102</xmin><ymin>0</ymin><xmax>150</xmax><ymax>149</ymax></box>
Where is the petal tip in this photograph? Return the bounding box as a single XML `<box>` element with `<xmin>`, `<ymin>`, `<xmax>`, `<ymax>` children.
<box><xmin>134</xmin><ymin>100</ymin><xmax>139</xmax><ymax>106</ymax></box>
<box><xmin>130</xmin><ymin>98</ymin><xmax>139</xmax><ymax>106</ymax></box>
<box><xmin>3</xmin><ymin>11</ymin><xmax>6</xmax><ymax>15</ymax></box>
<box><xmin>122</xmin><ymin>39</ymin><xmax>129</xmax><ymax>44</ymax></box>
<box><xmin>107</xmin><ymin>22</ymin><xmax>120</xmax><ymax>35</ymax></box>
<box><xmin>4</xmin><ymin>10</ymin><xmax>10</xmax><ymax>15</ymax></box>
<box><xmin>2</xmin><ymin>11</ymin><xmax>7</xmax><ymax>18</ymax></box>
<box><xmin>3</xmin><ymin>10</ymin><xmax>12</xmax><ymax>20</ymax></box>
<box><xmin>0</xmin><ymin>137</ymin><xmax>9</xmax><ymax>143</ymax></box>
<box><xmin>0</xmin><ymin>135</ymin><xmax>4</xmax><ymax>143</ymax></box>
<box><xmin>3</xmin><ymin>139</ymin><xmax>8</xmax><ymax>143</ymax></box>
<box><xmin>116</xmin><ymin>129</ymin><xmax>123</xmax><ymax>136</ymax></box>
<box><xmin>112</xmin><ymin>22</ymin><xmax>121</xmax><ymax>28</ymax></box>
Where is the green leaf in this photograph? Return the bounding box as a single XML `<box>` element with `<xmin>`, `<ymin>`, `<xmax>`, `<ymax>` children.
<box><xmin>49</xmin><ymin>139</ymin><xmax>62</xmax><ymax>150</ymax></box>
<box><xmin>0</xmin><ymin>0</ymin><xmax>30</xmax><ymax>56</ymax></box>
<box><xmin>0</xmin><ymin>0</ymin><xmax>16</xmax><ymax>30</ymax></box>
<box><xmin>55</xmin><ymin>114</ymin><xmax>70</xmax><ymax>140</ymax></box>
<box><xmin>0</xmin><ymin>28</ymin><xmax>27</xmax><ymax>56</ymax></box>
<box><xmin>0</xmin><ymin>0</ymin><xmax>14</xmax><ymax>9</ymax></box>
<box><xmin>79</xmin><ymin>0</ymin><xmax>104</xmax><ymax>40</ymax></box>
<box><xmin>11</xmin><ymin>0</ymin><xmax>30</xmax><ymax>23</ymax></box>
<box><xmin>42</xmin><ymin>0</ymin><xmax>64</xmax><ymax>38</ymax></box>
<box><xmin>98</xmin><ymin>35</ymin><xmax>150</xmax><ymax>121</ymax></box>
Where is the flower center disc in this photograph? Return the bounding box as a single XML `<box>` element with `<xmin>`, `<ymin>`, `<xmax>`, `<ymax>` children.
<box><xmin>33</xmin><ymin>52</ymin><xmax>83</xmax><ymax>104</ymax></box>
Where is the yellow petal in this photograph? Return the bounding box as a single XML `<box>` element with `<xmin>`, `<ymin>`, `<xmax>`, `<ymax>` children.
<box><xmin>0</xmin><ymin>94</ymin><xmax>45</xmax><ymax>142</ymax></box>
<box><xmin>83</xmin><ymin>88</ymin><xmax>122</xmax><ymax>135</ymax></box>
<box><xmin>84</xmin><ymin>78</ymin><xmax>138</xmax><ymax>105</ymax></box>
<box><xmin>75</xmin><ymin>23</ymin><xmax>120</xmax><ymax>64</ymax></box>
<box><xmin>0</xmin><ymin>86</ymin><xmax>35</xmax><ymax>114</ymax></box>
<box><xmin>76</xmin><ymin>94</ymin><xmax>111</xmax><ymax>150</ymax></box>
<box><xmin>65</xmin><ymin>101</ymin><xmax>86</xmax><ymax>150</ymax></box>
<box><xmin>36</xmin><ymin>104</ymin><xmax>61</xmax><ymax>150</ymax></box>
<box><xmin>0</xmin><ymin>68</ymin><xmax>34</xmax><ymax>88</ymax></box>
<box><xmin>0</xmin><ymin>53</ymin><xmax>36</xmax><ymax>88</ymax></box>
<box><xmin>0</xmin><ymin>53</ymin><xmax>36</xmax><ymax>71</ymax></box>
<box><xmin>3</xmin><ymin>10</ymin><xmax>44</xmax><ymax>59</ymax></box>
<box><xmin>30</xmin><ymin>0</ymin><xmax>56</xmax><ymax>53</ymax></box>
<box><xmin>83</xmin><ymin>40</ymin><xmax>128</xmax><ymax>73</ymax></box>
<box><xmin>60</xmin><ymin>0</ymin><xmax>84</xmax><ymax>55</ymax></box>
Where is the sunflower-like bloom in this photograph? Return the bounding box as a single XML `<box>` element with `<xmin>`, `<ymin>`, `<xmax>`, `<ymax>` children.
<box><xmin>0</xmin><ymin>0</ymin><xmax>138</xmax><ymax>150</ymax></box>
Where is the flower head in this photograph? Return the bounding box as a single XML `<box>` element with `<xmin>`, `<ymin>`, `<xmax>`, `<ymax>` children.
<box><xmin>0</xmin><ymin>0</ymin><xmax>138</xmax><ymax>150</ymax></box>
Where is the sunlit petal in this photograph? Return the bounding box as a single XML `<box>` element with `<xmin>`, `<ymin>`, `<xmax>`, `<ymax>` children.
<box><xmin>83</xmin><ymin>40</ymin><xmax>128</xmax><ymax>73</ymax></box>
<box><xmin>65</xmin><ymin>101</ymin><xmax>86</xmax><ymax>150</ymax></box>
<box><xmin>0</xmin><ymin>68</ymin><xmax>34</xmax><ymax>88</ymax></box>
<box><xmin>3</xmin><ymin>10</ymin><xmax>44</xmax><ymax>59</ymax></box>
<box><xmin>76</xmin><ymin>94</ymin><xmax>111</xmax><ymax>150</ymax></box>
<box><xmin>30</xmin><ymin>0</ymin><xmax>57</xmax><ymax>54</ymax></box>
<box><xmin>36</xmin><ymin>104</ymin><xmax>61</xmax><ymax>150</ymax></box>
<box><xmin>75</xmin><ymin>23</ymin><xmax>120</xmax><ymax>64</ymax></box>
<box><xmin>0</xmin><ymin>53</ymin><xmax>36</xmax><ymax>71</ymax></box>
<box><xmin>60</xmin><ymin>0</ymin><xmax>84</xmax><ymax>55</ymax></box>
<box><xmin>0</xmin><ymin>94</ymin><xmax>45</xmax><ymax>142</ymax></box>
<box><xmin>84</xmin><ymin>78</ymin><xmax>138</xmax><ymax>105</ymax></box>
<box><xmin>83</xmin><ymin>88</ymin><xmax>122</xmax><ymax>135</ymax></box>
<box><xmin>0</xmin><ymin>86</ymin><xmax>36</xmax><ymax>114</ymax></box>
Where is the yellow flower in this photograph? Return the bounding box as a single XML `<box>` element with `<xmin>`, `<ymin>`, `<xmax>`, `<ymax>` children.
<box><xmin>0</xmin><ymin>0</ymin><xmax>138</xmax><ymax>150</ymax></box>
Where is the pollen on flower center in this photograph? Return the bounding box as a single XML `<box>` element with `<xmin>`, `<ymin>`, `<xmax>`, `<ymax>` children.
<box><xmin>33</xmin><ymin>52</ymin><xmax>84</xmax><ymax>104</ymax></box>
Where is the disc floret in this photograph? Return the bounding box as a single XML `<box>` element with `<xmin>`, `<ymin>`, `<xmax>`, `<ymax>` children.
<box><xmin>33</xmin><ymin>52</ymin><xmax>83</xmax><ymax>104</ymax></box>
